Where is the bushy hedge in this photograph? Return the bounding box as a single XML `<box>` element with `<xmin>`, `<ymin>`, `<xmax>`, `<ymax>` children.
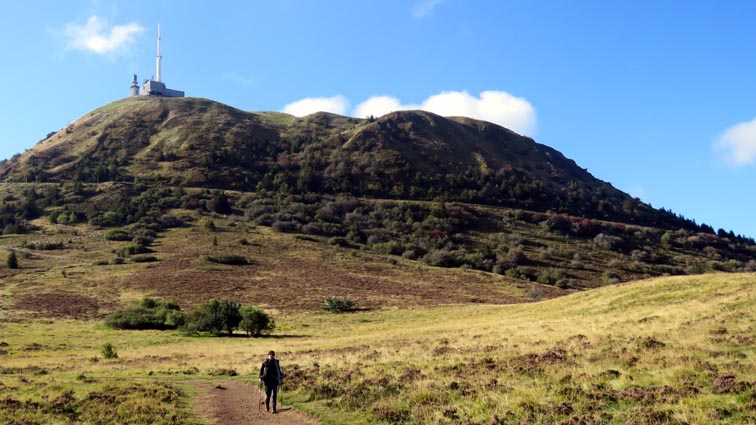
<box><xmin>116</xmin><ymin>243</ymin><xmax>152</xmax><ymax>257</ymax></box>
<box><xmin>239</xmin><ymin>305</ymin><xmax>275</xmax><ymax>336</ymax></box>
<box><xmin>105</xmin><ymin>298</ymin><xmax>184</xmax><ymax>330</ymax></box>
<box><xmin>131</xmin><ymin>255</ymin><xmax>158</xmax><ymax>263</ymax></box>
<box><xmin>184</xmin><ymin>299</ymin><xmax>241</xmax><ymax>335</ymax></box>
<box><xmin>23</xmin><ymin>241</ymin><xmax>64</xmax><ymax>250</ymax></box>
<box><xmin>104</xmin><ymin>229</ymin><xmax>131</xmax><ymax>241</ymax></box>
<box><xmin>105</xmin><ymin>297</ymin><xmax>274</xmax><ymax>336</ymax></box>
<box><xmin>205</xmin><ymin>254</ymin><xmax>249</xmax><ymax>265</ymax></box>
<box><xmin>184</xmin><ymin>299</ymin><xmax>273</xmax><ymax>336</ymax></box>
<box><xmin>323</xmin><ymin>297</ymin><xmax>358</xmax><ymax>313</ymax></box>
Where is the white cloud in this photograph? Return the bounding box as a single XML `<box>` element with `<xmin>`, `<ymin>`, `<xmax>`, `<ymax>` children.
<box><xmin>353</xmin><ymin>96</ymin><xmax>412</xmax><ymax>119</ymax></box>
<box><xmin>353</xmin><ymin>90</ymin><xmax>537</xmax><ymax>135</ymax></box>
<box><xmin>412</xmin><ymin>0</ymin><xmax>443</xmax><ymax>18</ymax></box>
<box><xmin>64</xmin><ymin>16</ymin><xmax>143</xmax><ymax>55</ymax></box>
<box><xmin>714</xmin><ymin>117</ymin><xmax>756</xmax><ymax>166</ymax></box>
<box><xmin>282</xmin><ymin>95</ymin><xmax>349</xmax><ymax>116</ymax></box>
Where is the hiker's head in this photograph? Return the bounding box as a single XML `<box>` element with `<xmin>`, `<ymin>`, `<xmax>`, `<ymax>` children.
<box><xmin>268</xmin><ymin>350</ymin><xmax>275</xmax><ymax>360</ymax></box>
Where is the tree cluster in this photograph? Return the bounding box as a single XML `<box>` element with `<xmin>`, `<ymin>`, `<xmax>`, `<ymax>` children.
<box><xmin>105</xmin><ymin>297</ymin><xmax>274</xmax><ymax>337</ymax></box>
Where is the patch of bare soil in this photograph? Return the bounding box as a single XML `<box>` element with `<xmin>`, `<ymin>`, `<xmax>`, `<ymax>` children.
<box><xmin>191</xmin><ymin>379</ymin><xmax>318</xmax><ymax>425</ymax></box>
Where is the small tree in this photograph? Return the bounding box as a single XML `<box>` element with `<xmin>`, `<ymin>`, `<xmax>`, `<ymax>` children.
<box><xmin>184</xmin><ymin>299</ymin><xmax>241</xmax><ymax>335</ymax></box>
<box><xmin>239</xmin><ymin>306</ymin><xmax>275</xmax><ymax>337</ymax></box>
<box><xmin>7</xmin><ymin>250</ymin><xmax>18</xmax><ymax>269</ymax></box>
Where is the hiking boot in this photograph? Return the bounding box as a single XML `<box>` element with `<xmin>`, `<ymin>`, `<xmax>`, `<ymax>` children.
<box><xmin>272</xmin><ymin>405</ymin><xmax>277</xmax><ymax>413</ymax></box>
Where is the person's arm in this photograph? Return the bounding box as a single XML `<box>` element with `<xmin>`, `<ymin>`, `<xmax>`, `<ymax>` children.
<box><xmin>259</xmin><ymin>362</ymin><xmax>265</xmax><ymax>381</ymax></box>
<box><xmin>276</xmin><ymin>360</ymin><xmax>282</xmax><ymax>384</ymax></box>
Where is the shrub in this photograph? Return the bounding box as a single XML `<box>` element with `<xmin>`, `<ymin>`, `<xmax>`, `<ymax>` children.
<box><xmin>328</xmin><ymin>237</ymin><xmax>349</xmax><ymax>247</ymax></box>
<box><xmin>593</xmin><ymin>233</ymin><xmax>624</xmax><ymax>251</ymax></box>
<box><xmin>371</xmin><ymin>241</ymin><xmax>403</xmax><ymax>255</ymax></box>
<box><xmin>205</xmin><ymin>254</ymin><xmax>249</xmax><ymax>265</ymax></box>
<box><xmin>131</xmin><ymin>255</ymin><xmax>158</xmax><ymax>263</ymax></box>
<box><xmin>239</xmin><ymin>305</ymin><xmax>275</xmax><ymax>336</ymax></box>
<box><xmin>272</xmin><ymin>220</ymin><xmax>299</xmax><ymax>233</ymax></box>
<box><xmin>526</xmin><ymin>283</ymin><xmax>544</xmax><ymax>301</ymax></box>
<box><xmin>504</xmin><ymin>247</ymin><xmax>528</xmax><ymax>266</ymax></box>
<box><xmin>208</xmin><ymin>368</ymin><xmax>238</xmax><ymax>376</ymax></box>
<box><xmin>505</xmin><ymin>267</ymin><xmax>530</xmax><ymax>280</ymax></box>
<box><xmin>423</xmin><ymin>249</ymin><xmax>462</xmax><ymax>267</ymax></box>
<box><xmin>104</xmin><ymin>229</ymin><xmax>131</xmax><ymax>241</ymax></box>
<box><xmin>132</xmin><ymin>235</ymin><xmax>154</xmax><ymax>246</ymax></box>
<box><xmin>323</xmin><ymin>297</ymin><xmax>357</xmax><ymax>313</ymax></box>
<box><xmin>117</xmin><ymin>243</ymin><xmax>151</xmax><ymax>257</ymax></box>
<box><xmin>541</xmin><ymin>214</ymin><xmax>572</xmax><ymax>234</ymax></box>
<box><xmin>101</xmin><ymin>343</ymin><xmax>118</xmax><ymax>359</ymax></box>
<box><xmin>25</xmin><ymin>241</ymin><xmax>64</xmax><ymax>250</ymax></box>
<box><xmin>3</xmin><ymin>223</ymin><xmax>19</xmax><ymax>235</ymax></box>
<box><xmin>537</xmin><ymin>269</ymin><xmax>568</xmax><ymax>286</ymax></box>
<box><xmin>601</xmin><ymin>271</ymin><xmax>621</xmax><ymax>284</ymax></box>
<box><xmin>106</xmin><ymin>297</ymin><xmax>184</xmax><ymax>330</ymax></box>
<box><xmin>570</xmin><ymin>260</ymin><xmax>585</xmax><ymax>269</ymax></box>
<box><xmin>7</xmin><ymin>250</ymin><xmax>18</xmax><ymax>269</ymax></box>
<box><xmin>184</xmin><ymin>299</ymin><xmax>242</xmax><ymax>335</ymax></box>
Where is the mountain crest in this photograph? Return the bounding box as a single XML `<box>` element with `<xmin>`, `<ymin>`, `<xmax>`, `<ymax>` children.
<box><xmin>0</xmin><ymin>97</ymin><xmax>695</xmax><ymax>229</ymax></box>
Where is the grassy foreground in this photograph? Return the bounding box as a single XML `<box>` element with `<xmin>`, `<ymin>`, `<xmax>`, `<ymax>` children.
<box><xmin>1</xmin><ymin>273</ymin><xmax>754</xmax><ymax>423</ymax></box>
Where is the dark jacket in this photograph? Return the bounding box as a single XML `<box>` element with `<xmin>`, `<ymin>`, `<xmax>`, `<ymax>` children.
<box><xmin>259</xmin><ymin>359</ymin><xmax>281</xmax><ymax>385</ymax></box>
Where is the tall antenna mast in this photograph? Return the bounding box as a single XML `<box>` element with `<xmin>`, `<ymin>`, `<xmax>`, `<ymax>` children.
<box><xmin>156</xmin><ymin>24</ymin><xmax>162</xmax><ymax>82</ymax></box>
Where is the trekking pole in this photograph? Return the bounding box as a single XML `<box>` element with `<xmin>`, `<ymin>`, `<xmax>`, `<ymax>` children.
<box><xmin>258</xmin><ymin>380</ymin><xmax>263</xmax><ymax>412</ymax></box>
<box><xmin>279</xmin><ymin>382</ymin><xmax>283</xmax><ymax>406</ymax></box>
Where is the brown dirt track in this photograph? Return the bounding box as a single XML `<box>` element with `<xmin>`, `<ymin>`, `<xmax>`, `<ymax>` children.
<box><xmin>191</xmin><ymin>379</ymin><xmax>318</xmax><ymax>425</ymax></box>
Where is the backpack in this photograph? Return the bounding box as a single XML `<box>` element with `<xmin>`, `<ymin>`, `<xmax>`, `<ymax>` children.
<box><xmin>262</xmin><ymin>359</ymin><xmax>279</xmax><ymax>381</ymax></box>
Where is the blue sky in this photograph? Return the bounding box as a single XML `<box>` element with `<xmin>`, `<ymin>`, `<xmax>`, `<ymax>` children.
<box><xmin>1</xmin><ymin>1</ymin><xmax>755</xmax><ymax>237</ymax></box>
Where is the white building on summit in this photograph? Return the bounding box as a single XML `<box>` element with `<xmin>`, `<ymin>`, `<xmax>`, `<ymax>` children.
<box><xmin>131</xmin><ymin>25</ymin><xmax>184</xmax><ymax>98</ymax></box>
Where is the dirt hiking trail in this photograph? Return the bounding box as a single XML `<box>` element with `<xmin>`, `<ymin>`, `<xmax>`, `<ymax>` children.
<box><xmin>191</xmin><ymin>379</ymin><xmax>319</xmax><ymax>425</ymax></box>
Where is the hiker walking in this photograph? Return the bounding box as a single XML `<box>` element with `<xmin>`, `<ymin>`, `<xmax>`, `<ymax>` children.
<box><xmin>259</xmin><ymin>350</ymin><xmax>282</xmax><ymax>413</ymax></box>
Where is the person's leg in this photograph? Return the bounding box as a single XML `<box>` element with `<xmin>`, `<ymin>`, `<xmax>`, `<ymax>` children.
<box><xmin>272</xmin><ymin>385</ymin><xmax>278</xmax><ymax>412</ymax></box>
<box><xmin>264</xmin><ymin>384</ymin><xmax>273</xmax><ymax>411</ymax></box>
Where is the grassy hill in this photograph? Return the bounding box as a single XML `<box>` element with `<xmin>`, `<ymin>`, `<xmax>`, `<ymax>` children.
<box><xmin>0</xmin><ymin>96</ymin><xmax>707</xmax><ymax>227</ymax></box>
<box><xmin>0</xmin><ymin>97</ymin><xmax>754</xmax><ymax>292</ymax></box>
<box><xmin>0</xmin><ymin>273</ymin><xmax>753</xmax><ymax>423</ymax></box>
